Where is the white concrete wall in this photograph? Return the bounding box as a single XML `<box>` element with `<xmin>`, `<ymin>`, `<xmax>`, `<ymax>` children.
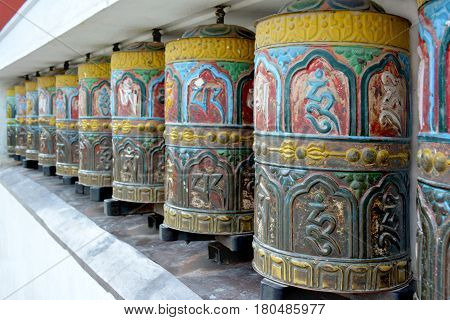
<box><xmin>0</xmin><ymin>0</ymin><xmax>121</xmax><ymax>71</ymax></box>
<box><xmin>0</xmin><ymin>183</ymin><xmax>115</xmax><ymax>300</ymax></box>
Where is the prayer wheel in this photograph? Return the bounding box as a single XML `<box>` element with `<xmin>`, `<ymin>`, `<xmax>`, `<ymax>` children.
<box><xmin>164</xmin><ymin>9</ymin><xmax>255</xmax><ymax>234</ymax></box>
<box><xmin>416</xmin><ymin>0</ymin><xmax>449</xmax><ymax>300</ymax></box>
<box><xmin>111</xmin><ymin>36</ymin><xmax>166</xmax><ymax>203</ymax></box>
<box><xmin>252</xmin><ymin>0</ymin><xmax>412</xmax><ymax>293</ymax></box>
<box><xmin>14</xmin><ymin>85</ymin><xmax>27</xmax><ymax>157</ymax></box>
<box><xmin>6</xmin><ymin>87</ymin><xmax>16</xmax><ymax>156</ymax></box>
<box><xmin>55</xmin><ymin>70</ymin><xmax>79</xmax><ymax>178</ymax></box>
<box><xmin>37</xmin><ymin>73</ymin><xmax>59</xmax><ymax>167</ymax></box>
<box><xmin>78</xmin><ymin>57</ymin><xmax>112</xmax><ymax>188</ymax></box>
<box><xmin>25</xmin><ymin>80</ymin><xmax>39</xmax><ymax>161</ymax></box>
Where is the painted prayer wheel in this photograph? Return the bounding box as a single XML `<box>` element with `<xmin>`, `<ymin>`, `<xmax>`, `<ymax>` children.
<box><xmin>252</xmin><ymin>0</ymin><xmax>412</xmax><ymax>293</ymax></box>
<box><xmin>78</xmin><ymin>57</ymin><xmax>113</xmax><ymax>188</ymax></box>
<box><xmin>25</xmin><ymin>80</ymin><xmax>39</xmax><ymax>161</ymax></box>
<box><xmin>14</xmin><ymin>85</ymin><xmax>27</xmax><ymax>157</ymax></box>
<box><xmin>164</xmin><ymin>13</ymin><xmax>255</xmax><ymax>234</ymax></box>
<box><xmin>38</xmin><ymin>74</ymin><xmax>58</xmax><ymax>167</ymax></box>
<box><xmin>6</xmin><ymin>87</ymin><xmax>16</xmax><ymax>155</ymax></box>
<box><xmin>110</xmin><ymin>40</ymin><xmax>166</xmax><ymax>203</ymax></box>
<box><xmin>416</xmin><ymin>0</ymin><xmax>449</xmax><ymax>300</ymax></box>
<box><xmin>55</xmin><ymin>70</ymin><xmax>79</xmax><ymax>178</ymax></box>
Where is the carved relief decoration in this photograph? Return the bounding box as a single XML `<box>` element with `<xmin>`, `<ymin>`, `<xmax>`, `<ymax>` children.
<box><xmin>252</xmin><ymin>1</ymin><xmax>411</xmax><ymax>293</ymax></box>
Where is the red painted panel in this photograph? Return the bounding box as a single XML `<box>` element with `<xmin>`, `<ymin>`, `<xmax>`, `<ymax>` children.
<box><xmin>0</xmin><ymin>0</ymin><xmax>25</xmax><ymax>31</ymax></box>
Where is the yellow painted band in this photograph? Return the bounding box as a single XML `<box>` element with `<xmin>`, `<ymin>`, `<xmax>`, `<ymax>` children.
<box><xmin>166</xmin><ymin>37</ymin><xmax>255</xmax><ymax>64</ymax></box>
<box><xmin>56</xmin><ymin>75</ymin><xmax>78</xmax><ymax>87</ymax></box>
<box><xmin>111</xmin><ymin>50</ymin><xmax>165</xmax><ymax>70</ymax></box>
<box><xmin>25</xmin><ymin>81</ymin><xmax>37</xmax><ymax>92</ymax></box>
<box><xmin>7</xmin><ymin>88</ymin><xmax>15</xmax><ymax>96</ymax></box>
<box><xmin>37</xmin><ymin>76</ymin><xmax>56</xmax><ymax>89</ymax></box>
<box><xmin>78</xmin><ymin>62</ymin><xmax>111</xmax><ymax>80</ymax></box>
<box><xmin>256</xmin><ymin>11</ymin><xmax>410</xmax><ymax>51</ymax></box>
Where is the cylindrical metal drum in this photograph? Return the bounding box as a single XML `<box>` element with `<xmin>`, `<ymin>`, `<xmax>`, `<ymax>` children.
<box><xmin>78</xmin><ymin>57</ymin><xmax>112</xmax><ymax>188</ymax></box>
<box><xmin>55</xmin><ymin>71</ymin><xmax>79</xmax><ymax>178</ymax></box>
<box><xmin>15</xmin><ymin>85</ymin><xmax>27</xmax><ymax>157</ymax></box>
<box><xmin>164</xmin><ymin>18</ymin><xmax>255</xmax><ymax>235</ymax></box>
<box><xmin>38</xmin><ymin>75</ymin><xmax>58</xmax><ymax>167</ymax></box>
<box><xmin>252</xmin><ymin>0</ymin><xmax>412</xmax><ymax>293</ymax></box>
<box><xmin>416</xmin><ymin>0</ymin><xmax>449</xmax><ymax>300</ymax></box>
<box><xmin>6</xmin><ymin>87</ymin><xmax>16</xmax><ymax>156</ymax></box>
<box><xmin>25</xmin><ymin>80</ymin><xmax>39</xmax><ymax>161</ymax></box>
<box><xmin>111</xmin><ymin>41</ymin><xmax>166</xmax><ymax>203</ymax></box>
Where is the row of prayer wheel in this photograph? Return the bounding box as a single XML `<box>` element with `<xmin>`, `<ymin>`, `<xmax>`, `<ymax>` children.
<box><xmin>3</xmin><ymin>0</ymin><xmax>448</xmax><ymax>298</ymax></box>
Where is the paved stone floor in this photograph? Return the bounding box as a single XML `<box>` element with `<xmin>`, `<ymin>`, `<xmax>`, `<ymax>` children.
<box><xmin>10</xmin><ymin>162</ymin><xmax>261</xmax><ymax>300</ymax></box>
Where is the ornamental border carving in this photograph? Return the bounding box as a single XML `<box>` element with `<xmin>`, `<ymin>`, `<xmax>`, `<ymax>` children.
<box><xmin>253</xmin><ymin>239</ymin><xmax>411</xmax><ymax>293</ymax></box>
<box><xmin>255</xmin><ymin>11</ymin><xmax>410</xmax><ymax>51</ymax></box>
<box><xmin>56</xmin><ymin>164</ymin><xmax>78</xmax><ymax>177</ymax></box>
<box><xmin>113</xmin><ymin>183</ymin><xmax>165</xmax><ymax>203</ymax></box>
<box><xmin>78</xmin><ymin>63</ymin><xmax>111</xmax><ymax>80</ymax></box>
<box><xmin>78</xmin><ymin>170</ymin><xmax>112</xmax><ymax>187</ymax></box>
<box><xmin>164</xmin><ymin>204</ymin><xmax>254</xmax><ymax>235</ymax></box>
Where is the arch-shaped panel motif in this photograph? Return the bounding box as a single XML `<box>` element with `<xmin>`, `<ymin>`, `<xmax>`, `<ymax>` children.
<box><xmin>284</xmin><ymin>174</ymin><xmax>357</xmax><ymax>258</ymax></box>
<box><xmin>115</xmin><ymin>72</ymin><xmax>147</xmax><ymax>117</ymax></box>
<box><xmin>361</xmin><ymin>54</ymin><xmax>409</xmax><ymax>137</ymax></box>
<box><xmin>254</xmin><ymin>54</ymin><xmax>282</xmax><ymax>131</ymax></box>
<box><xmin>93</xmin><ymin>135</ymin><xmax>113</xmax><ymax>171</ymax></box>
<box><xmin>165</xmin><ymin>148</ymin><xmax>183</xmax><ymax>204</ymax></box>
<box><xmin>165</xmin><ymin>67</ymin><xmax>182</xmax><ymax>122</ymax></box>
<box><xmin>284</xmin><ymin>49</ymin><xmax>356</xmax><ymax>135</ymax></box>
<box><xmin>419</xmin><ymin>24</ymin><xmax>436</xmax><ymax>133</ymax></box>
<box><xmin>149</xmin><ymin>72</ymin><xmax>165</xmax><ymax>119</ymax></box>
<box><xmin>236</xmin><ymin>71</ymin><xmax>254</xmax><ymax>125</ymax></box>
<box><xmin>114</xmin><ymin>138</ymin><xmax>146</xmax><ymax>184</ymax></box>
<box><xmin>183</xmin><ymin>151</ymin><xmax>234</xmax><ymax>211</ymax></box>
<box><xmin>148</xmin><ymin>139</ymin><xmax>165</xmax><ymax>184</ymax></box>
<box><xmin>236</xmin><ymin>154</ymin><xmax>255</xmax><ymax>212</ymax></box>
<box><xmin>91</xmin><ymin>80</ymin><xmax>111</xmax><ymax>117</ymax></box>
<box><xmin>439</xmin><ymin>28</ymin><xmax>450</xmax><ymax>133</ymax></box>
<box><xmin>182</xmin><ymin>64</ymin><xmax>234</xmax><ymax>124</ymax></box>
<box><xmin>255</xmin><ymin>165</ymin><xmax>284</xmax><ymax>248</ymax></box>
<box><xmin>361</xmin><ymin>174</ymin><xmax>408</xmax><ymax>258</ymax></box>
